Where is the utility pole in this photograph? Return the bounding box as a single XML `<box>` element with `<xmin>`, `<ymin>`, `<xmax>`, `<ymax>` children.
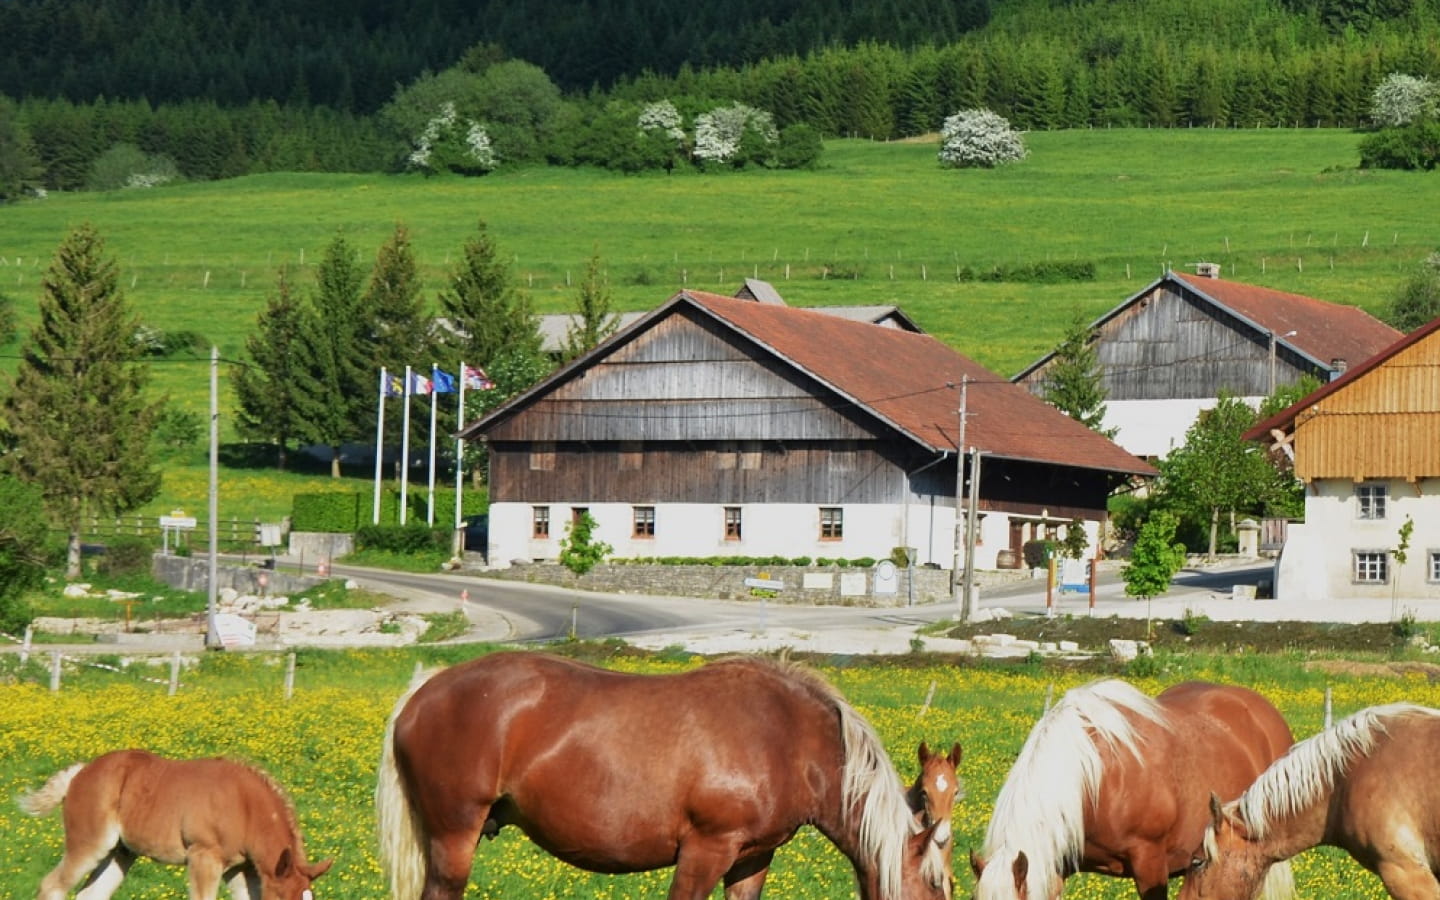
<box><xmin>206</xmin><ymin>345</ymin><xmax>221</xmax><ymax>649</ymax></box>
<box><xmin>952</xmin><ymin>377</ymin><xmax>968</xmax><ymax>619</ymax></box>
<box><xmin>962</xmin><ymin>446</ymin><xmax>981</xmax><ymax>622</ymax></box>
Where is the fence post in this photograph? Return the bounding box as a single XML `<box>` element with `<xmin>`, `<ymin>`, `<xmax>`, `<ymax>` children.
<box><xmin>169</xmin><ymin>652</ymin><xmax>181</xmax><ymax>696</ymax></box>
<box><xmin>284</xmin><ymin>652</ymin><xmax>296</xmax><ymax>701</ymax></box>
<box><xmin>1323</xmin><ymin>686</ymin><xmax>1333</xmax><ymax>728</ymax></box>
<box><xmin>21</xmin><ymin>625</ymin><xmax>31</xmax><ymax>664</ymax></box>
<box><xmin>50</xmin><ymin>651</ymin><xmax>62</xmax><ymax>692</ymax></box>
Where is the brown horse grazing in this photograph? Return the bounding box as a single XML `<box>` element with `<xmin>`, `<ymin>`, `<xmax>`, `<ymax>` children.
<box><xmin>908</xmin><ymin>742</ymin><xmax>963</xmax><ymax>851</ymax></box>
<box><xmin>969</xmin><ymin>680</ymin><xmax>1294</xmax><ymax>900</ymax></box>
<box><xmin>1183</xmin><ymin>703</ymin><xmax>1440</xmax><ymax>900</ymax></box>
<box><xmin>376</xmin><ymin>651</ymin><xmax>956</xmax><ymax>900</ymax></box>
<box><xmin>20</xmin><ymin>749</ymin><xmax>332</xmax><ymax>900</ymax></box>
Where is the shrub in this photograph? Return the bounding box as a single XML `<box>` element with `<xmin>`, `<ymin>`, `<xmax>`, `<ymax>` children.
<box><xmin>1370</xmin><ymin>73</ymin><xmax>1439</xmax><ymax>127</ymax></box>
<box><xmin>939</xmin><ymin>108</ymin><xmax>1027</xmax><ymax>169</ymax></box>
<box><xmin>559</xmin><ymin>511</ymin><xmax>611</xmax><ymax>576</ymax></box>
<box><xmin>87</xmin><ymin>143</ymin><xmax>179</xmax><ymax>191</ymax></box>
<box><xmin>355</xmin><ymin>524</ymin><xmax>450</xmax><ymax>554</ymax></box>
<box><xmin>693</xmin><ymin>103</ymin><xmax>777</xmax><ymax>168</ymax></box>
<box><xmin>97</xmin><ymin>536</ymin><xmax>157</xmax><ymax>577</ymax></box>
<box><xmin>1359</xmin><ymin>121</ymin><xmax>1440</xmax><ymax>170</ymax></box>
<box><xmin>775</xmin><ymin>123</ymin><xmax>823</xmax><ymax>169</ymax></box>
<box><xmin>1022</xmin><ymin>539</ymin><xmax>1055</xmax><ymax>570</ymax></box>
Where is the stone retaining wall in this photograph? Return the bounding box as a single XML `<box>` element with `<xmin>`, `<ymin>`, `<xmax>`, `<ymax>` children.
<box><xmin>151</xmin><ymin>554</ymin><xmax>328</xmax><ymax>596</ymax></box>
<box><xmin>477</xmin><ymin>562</ymin><xmax>1031</xmax><ymax>606</ymax></box>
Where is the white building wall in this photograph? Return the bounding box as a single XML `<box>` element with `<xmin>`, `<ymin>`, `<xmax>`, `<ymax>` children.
<box><xmin>1105</xmin><ymin>397</ymin><xmax>1265</xmax><ymax>460</ymax></box>
<box><xmin>1277</xmin><ymin>477</ymin><xmax>1440</xmax><ymax>606</ymax></box>
<box><xmin>489</xmin><ymin>500</ymin><xmax>1089</xmax><ymax>571</ymax></box>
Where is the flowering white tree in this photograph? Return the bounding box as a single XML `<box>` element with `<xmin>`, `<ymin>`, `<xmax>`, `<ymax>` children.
<box><xmin>693</xmin><ymin>103</ymin><xmax>778</xmax><ymax>166</ymax></box>
<box><xmin>637</xmin><ymin>100</ymin><xmax>685</xmax><ymax>143</ymax></box>
<box><xmin>406</xmin><ymin>102</ymin><xmax>498</xmax><ymax>175</ymax></box>
<box><xmin>1370</xmin><ymin>73</ymin><xmax>1439</xmax><ymax>127</ymax></box>
<box><xmin>938</xmin><ymin>108</ymin><xmax>1027</xmax><ymax>169</ymax></box>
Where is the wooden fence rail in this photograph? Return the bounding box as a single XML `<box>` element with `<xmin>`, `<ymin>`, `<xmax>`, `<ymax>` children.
<box><xmin>64</xmin><ymin>515</ymin><xmax>262</xmax><ymax>548</ymax></box>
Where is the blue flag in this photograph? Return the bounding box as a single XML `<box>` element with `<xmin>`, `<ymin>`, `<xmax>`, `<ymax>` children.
<box><xmin>431</xmin><ymin>367</ymin><xmax>458</xmax><ymax>394</ymax></box>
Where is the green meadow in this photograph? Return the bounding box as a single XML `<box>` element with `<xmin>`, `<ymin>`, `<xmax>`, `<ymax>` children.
<box><xmin>1</xmin><ymin>129</ymin><xmax>1436</xmax><ymax>520</ymax></box>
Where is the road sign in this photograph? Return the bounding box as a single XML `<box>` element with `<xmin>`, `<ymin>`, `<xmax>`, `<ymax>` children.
<box><xmin>159</xmin><ymin>515</ymin><xmax>198</xmax><ymax>529</ymax></box>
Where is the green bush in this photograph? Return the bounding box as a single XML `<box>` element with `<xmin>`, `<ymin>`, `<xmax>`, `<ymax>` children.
<box><xmin>354</xmin><ymin>524</ymin><xmax>450</xmax><ymax>554</ymax></box>
<box><xmin>97</xmin><ymin>536</ymin><xmax>157</xmax><ymax>577</ymax></box>
<box><xmin>1359</xmin><ymin>122</ymin><xmax>1440</xmax><ymax>170</ymax></box>
<box><xmin>790</xmin><ymin>556</ymin><xmax>812</xmax><ymax>566</ymax></box>
<box><xmin>1022</xmin><ymin>539</ymin><xmax>1055</xmax><ymax>570</ymax></box>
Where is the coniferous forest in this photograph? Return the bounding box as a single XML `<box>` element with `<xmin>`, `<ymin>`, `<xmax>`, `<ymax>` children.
<box><xmin>2</xmin><ymin>0</ymin><xmax>1440</xmax><ymax>195</ymax></box>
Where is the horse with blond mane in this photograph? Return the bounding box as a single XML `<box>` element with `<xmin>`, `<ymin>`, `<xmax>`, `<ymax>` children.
<box><xmin>20</xmin><ymin>749</ymin><xmax>331</xmax><ymax>900</ymax></box>
<box><xmin>970</xmin><ymin>680</ymin><xmax>1294</xmax><ymax>900</ymax></box>
<box><xmin>375</xmin><ymin>650</ymin><xmax>957</xmax><ymax>900</ymax></box>
<box><xmin>1183</xmin><ymin>703</ymin><xmax>1440</xmax><ymax>900</ymax></box>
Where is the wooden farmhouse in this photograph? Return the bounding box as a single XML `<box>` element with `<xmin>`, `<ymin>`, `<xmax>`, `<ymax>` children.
<box><xmin>462</xmin><ymin>289</ymin><xmax>1154</xmax><ymax>569</ymax></box>
<box><xmin>1246</xmin><ymin>316</ymin><xmax>1440</xmax><ymax>606</ymax></box>
<box><xmin>1013</xmin><ymin>267</ymin><xmax>1401</xmax><ymax>459</ymax></box>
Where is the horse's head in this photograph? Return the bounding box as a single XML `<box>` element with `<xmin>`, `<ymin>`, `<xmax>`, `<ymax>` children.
<box><xmin>1178</xmin><ymin>794</ymin><xmax>1274</xmax><ymax>900</ymax></box>
<box><xmin>910</xmin><ymin>741</ymin><xmax>963</xmax><ymax>848</ymax></box>
<box><xmin>901</xmin><ymin>822</ymin><xmax>955</xmax><ymax>900</ymax></box>
<box><xmin>263</xmin><ymin>847</ymin><xmax>333</xmax><ymax>900</ymax></box>
<box><xmin>969</xmin><ymin>847</ymin><xmax>1062</xmax><ymax>900</ymax></box>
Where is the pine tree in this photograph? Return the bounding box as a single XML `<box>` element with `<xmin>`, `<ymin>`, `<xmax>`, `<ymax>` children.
<box><xmin>1</xmin><ymin>224</ymin><xmax>161</xmax><ymax>576</ymax></box>
<box><xmin>1040</xmin><ymin>310</ymin><xmax>1116</xmax><ymax>437</ymax></box>
<box><xmin>432</xmin><ymin>221</ymin><xmax>542</xmax><ymax>369</ymax></box>
<box><xmin>231</xmin><ymin>266</ymin><xmax>309</xmax><ymax>469</ymax></box>
<box><xmin>289</xmin><ymin>234</ymin><xmax>373</xmax><ymax>477</ymax></box>
<box><xmin>562</xmin><ymin>253</ymin><xmax>620</xmax><ymax>362</ymax></box>
<box><xmin>366</xmin><ymin>223</ymin><xmax>429</xmax><ymax>373</ymax></box>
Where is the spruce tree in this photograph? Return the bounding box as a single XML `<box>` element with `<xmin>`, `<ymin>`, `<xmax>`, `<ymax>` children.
<box><xmin>231</xmin><ymin>266</ymin><xmax>309</xmax><ymax>469</ymax></box>
<box><xmin>1040</xmin><ymin>309</ymin><xmax>1116</xmax><ymax>437</ymax></box>
<box><xmin>366</xmin><ymin>223</ymin><xmax>429</xmax><ymax>372</ymax></box>
<box><xmin>1</xmin><ymin>224</ymin><xmax>161</xmax><ymax>576</ymax></box>
<box><xmin>289</xmin><ymin>234</ymin><xmax>373</xmax><ymax>477</ymax></box>
<box><xmin>432</xmin><ymin>220</ymin><xmax>542</xmax><ymax>368</ymax></box>
<box><xmin>562</xmin><ymin>253</ymin><xmax>619</xmax><ymax>362</ymax></box>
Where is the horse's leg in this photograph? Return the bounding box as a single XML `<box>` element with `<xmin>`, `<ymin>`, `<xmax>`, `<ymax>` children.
<box><xmin>185</xmin><ymin>852</ymin><xmax>227</xmax><ymax>900</ymax></box>
<box><xmin>222</xmin><ymin>865</ymin><xmax>259</xmax><ymax>900</ymax></box>
<box><xmin>38</xmin><ymin>827</ymin><xmax>123</xmax><ymax>900</ymax></box>
<box><xmin>667</xmin><ymin>838</ymin><xmax>742</xmax><ymax>900</ymax></box>
<box><xmin>723</xmin><ymin>850</ymin><xmax>775</xmax><ymax>900</ymax></box>
<box><xmin>1374</xmin><ymin>857</ymin><xmax>1440</xmax><ymax>900</ymax></box>
<box><xmin>422</xmin><ymin>826</ymin><xmax>486</xmax><ymax>900</ymax></box>
<box><xmin>73</xmin><ymin>848</ymin><xmax>134</xmax><ymax>900</ymax></box>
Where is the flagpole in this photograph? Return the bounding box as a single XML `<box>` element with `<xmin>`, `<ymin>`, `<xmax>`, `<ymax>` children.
<box><xmin>427</xmin><ymin>364</ymin><xmax>439</xmax><ymax>526</ymax></box>
<box><xmin>455</xmin><ymin>362</ymin><xmax>467</xmax><ymax>538</ymax></box>
<box><xmin>373</xmin><ymin>366</ymin><xmax>387</xmax><ymax>525</ymax></box>
<box><xmin>400</xmin><ymin>365</ymin><xmax>412</xmax><ymax>526</ymax></box>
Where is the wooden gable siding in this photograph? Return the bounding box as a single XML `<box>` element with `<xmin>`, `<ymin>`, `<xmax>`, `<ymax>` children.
<box><xmin>1094</xmin><ymin>286</ymin><xmax>1299</xmax><ymax>400</ymax></box>
<box><xmin>490</xmin><ymin>441</ymin><xmax>907</xmax><ymax>504</ymax></box>
<box><xmin>1293</xmin><ymin>334</ymin><xmax>1440</xmax><ymax>480</ymax></box>
<box><xmin>484</xmin><ymin>312</ymin><xmax>878</xmax><ymax>444</ymax></box>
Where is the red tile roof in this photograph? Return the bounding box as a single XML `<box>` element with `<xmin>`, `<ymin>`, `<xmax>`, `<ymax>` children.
<box><xmin>1170</xmin><ymin>272</ymin><xmax>1400</xmax><ymax>368</ymax></box>
<box><xmin>682</xmin><ymin>291</ymin><xmax>1154</xmax><ymax>476</ymax></box>
<box><xmin>1244</xmin><ymin>313</ymin><xmax>1440</xmax><ymax>441</ymax></box>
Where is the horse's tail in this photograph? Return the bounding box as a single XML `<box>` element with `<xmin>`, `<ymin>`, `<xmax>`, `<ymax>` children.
<box><xmin>1259</xmin><ymin>859</ymin><xmax>1296</xmax><ymax>900</ymax></box>
<box><xmin>17</xmin><ymin>763</ymin><xmax>84</xmax><ymax>817</ymax></box>
<box><xmin>376</xmin><ymin>668</ymin><xmax>438</xmax><ymax>900</ymax></box>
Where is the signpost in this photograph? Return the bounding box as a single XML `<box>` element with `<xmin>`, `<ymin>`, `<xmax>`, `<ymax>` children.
<box><xmin>159</xmin><ymin>510</ymin><xmax>198</xmax><ymax>555</ymax></box>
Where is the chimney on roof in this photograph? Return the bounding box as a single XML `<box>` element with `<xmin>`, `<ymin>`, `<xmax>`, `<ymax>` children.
<box><xmin>1194</xmin><ymin>262</ymin><xmax>1222</xmax><ymax>278</ymax></box>
<box><xmin>1330</xmin><ymin>358</ymin><xmax>1347</xmax><ymax>379</ymax></box>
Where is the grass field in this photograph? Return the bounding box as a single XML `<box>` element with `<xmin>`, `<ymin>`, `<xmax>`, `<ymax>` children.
<box><xmin>0</xmin><ymin>644</ymin><xmax>1429</xmax><ymax>899</ymax></box>
<box><xmin>1</xmin><ymin>128</ymin><xmax>1437</xmax><ymax>520</ymax></box>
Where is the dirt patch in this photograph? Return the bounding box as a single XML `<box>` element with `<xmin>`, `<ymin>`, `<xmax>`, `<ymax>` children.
<box><xmin>1303</xmin><ymin>659</ymin><xmax>1440</xmax><ymax>680</ymax></box>
<box><xmin>939</xmin><ymin>616</ymin><xmax>1406</xmax><ymax>655</ymax></box>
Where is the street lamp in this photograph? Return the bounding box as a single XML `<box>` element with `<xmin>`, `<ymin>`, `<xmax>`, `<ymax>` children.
<box><xmin>1268</xmin><ymin>329</ymin><xmax>1298</xmax><ymax>394</ymax></box>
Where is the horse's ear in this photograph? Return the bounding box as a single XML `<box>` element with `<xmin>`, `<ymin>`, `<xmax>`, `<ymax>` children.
<box><xmin>274</xmin><ymin>847</ymin><xmax>294</xmax><ymax>879</ymax></box>
<box><xmin>1012</xmin><ymin>851</ymin><xmax>1029</xmax><ymax>896</ymax></box>
<box><xmin>969</xmin><ymin>848</ymin><xmax>986</xmax><ymax>879</ymax></box>
<box><xmin>1208</xmin><ymin>792</ymin><xmax>1224</xmax><ymax>830</ymax></box>
<box><xmin>918</xmin><ymin>741</ymin><xmax>932</xmax><ymax>765</ymax></box>
<box><xmin>947</xmin><ymin>742</ymin><xmax>962</xmax><ymax>768</ymax></box>
<box><xmin>306</xmin><ymin>858</ymin><xmax>334</xmax><ymax>880</ymax></box>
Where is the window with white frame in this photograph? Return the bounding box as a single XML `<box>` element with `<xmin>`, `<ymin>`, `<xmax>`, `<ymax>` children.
<box><xmin>820</xmin><ymin>507</ymin><xmax>843</xmax><ymax>540</ymax></box>
<box><xmin>1356</xmin><ymin>483</ymin><xmax>1387</xmax><ymax>520</ymax></box>
<box><xmin>1429</xmin><ymin>550</ymin><xmax>1440</xmax><ymax>583</ymax></box>
<box><xmin>724</xmin><ymin>506</ymin><xmax>742</xmax><ymax>540</ymax></box>
<box><xmin>532</xmin><ymin>506</ymin><xmax>550</xmax><ymax>539</ymax></box>
<box><xmin>633</xmin><ymin>506</ymin><xmax>655</xmax><ymax>538</ymax></box>
<box><xmin>1353</xmin><ymin>550</ymin><xmax>1388</xmax><ymax>584</ymax></box>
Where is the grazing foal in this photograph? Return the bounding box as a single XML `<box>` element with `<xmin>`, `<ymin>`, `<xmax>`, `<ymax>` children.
<box><xmin>909</xmin><ymin>742</ymin><xmax>963</xmax><ymax>850</ymax></box>
<box><xmin>21</xmin><ymin>749</ymin><xmax>332</xmax><ymax>900</ymax></box>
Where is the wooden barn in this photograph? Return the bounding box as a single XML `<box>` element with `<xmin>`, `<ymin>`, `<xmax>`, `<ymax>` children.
<box><xmin>1013</xmin><ymin>267</ymin><xmax>1401</xmax><ymax>459</ymax></box>
<box><xmin>462</xmin><ymin>289</ymin><xmax>1154</xmax><ymax>569</ymax></box>
<box><xmin>1246</xmin><ymin>316</ymin><xmax>1440</xmax><ymax>606</ymax></box>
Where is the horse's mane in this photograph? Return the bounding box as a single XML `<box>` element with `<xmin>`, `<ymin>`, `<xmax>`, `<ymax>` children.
<box><xmin>977</xmin><ymin>679</ymin><xmax>1165</xmax><ymax>900</ymax></box>
<box><xmin>709</xmin><ymin>656</ymin><xmax>947</xmax><ymax>900</ymax></box>
<box><xmin>231</xmin><ymin>758</ymin><xmax>307</xmax><ymax>854</ymax></box>
<box><xmin>1235</xmin><ymin>703</ymin><xmax>1440</xmax><ymax>839</ymax></box>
